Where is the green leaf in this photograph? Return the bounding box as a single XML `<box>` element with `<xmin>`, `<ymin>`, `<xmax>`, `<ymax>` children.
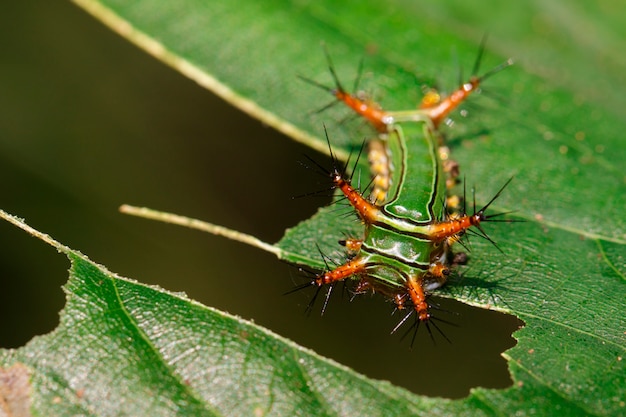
<box><xmin>2</xmin><ymin>0</ymin><xmax>624</xmax><ymax>415</ymax></box>
<box><xmin>0</xmin><ymin>212</ymin><xmax>423</xmax><ymax>416</ymax></box>
<box><xmin>0</xmin><ymin>211</ymin><xmax>591</xmax><ymax>417</ymax></box>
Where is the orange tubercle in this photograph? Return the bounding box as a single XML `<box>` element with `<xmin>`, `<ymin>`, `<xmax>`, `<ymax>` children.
<box><xmin>334</xmin><ymin>89</ymin><xmax>390</xmax><ymax>133</ymax></box>
<box><xmin>427</xmin><ymin>214</ymin><xmax>480</xmax><ymax>241</ymax></box>
<box><xmin>339</xmin><ymin>237</ymin><xmax>363</xmax><ymax>252</ymax></box>
<box><xmin>419</xmin><ymin>89</ymin><xmax>442</xmax><ymax>109</ymax></box>
<box><xmin>406</xmin><ymin>275</ymin><xmax>430</xmax><ymax>322</ymax></box>
<box><xmin>315</xmin><ymin>257</ymin><xmax>368</xmax><ymax>286</ymax></box>
<box><xmin>423</xmin><ymin>77</ymin><xmax>480</xmax><ymax>127</ymax></box>
<box><xmin>429</xmin><ymin>262</ymin><xmax>450</xmax><ymax>281</ymax></box>
<box><xmin>332</xmin><ymin>172</ymin><xmax>381</xmax><ymax>223</ymax></box>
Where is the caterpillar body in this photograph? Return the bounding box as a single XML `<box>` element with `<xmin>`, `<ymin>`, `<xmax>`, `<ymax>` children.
<box><xmin>300</xmin><ymin>45</ymin><xmax>513</xmax><ymax>338</ymax></box>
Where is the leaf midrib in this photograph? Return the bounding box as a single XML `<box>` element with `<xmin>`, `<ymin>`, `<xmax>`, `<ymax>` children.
<box><xmin>103</xmin><ymin>257</ymin><xmax>222</xmax><ymax>417</ymax></box>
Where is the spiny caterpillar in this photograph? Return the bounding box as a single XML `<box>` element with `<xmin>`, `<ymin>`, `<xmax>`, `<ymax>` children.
<box><xmin>296</xmin><ymin>42</ymin><xmax>514</xmax><ymax>341</ymax></box>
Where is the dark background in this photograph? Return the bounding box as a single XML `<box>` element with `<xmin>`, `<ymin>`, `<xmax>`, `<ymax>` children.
<box><xmin>0</xmin><ymin>1</ymin><xmax>521</xmax><ymax>398</ymax></box>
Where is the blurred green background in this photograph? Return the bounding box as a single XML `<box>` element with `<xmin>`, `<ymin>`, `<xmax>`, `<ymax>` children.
<box><xmin>0</xmin><ymin>1</ymin><xmax>521</xmax><ymax>398</ymax></box>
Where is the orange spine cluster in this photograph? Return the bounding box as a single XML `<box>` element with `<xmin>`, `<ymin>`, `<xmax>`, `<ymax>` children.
<box><xmin>331</xmin><ymin>171</ymin><xmax>380</xmax><ymax>223</ymax></box>
<box><xmin>315</xmin><ymin>257</ymin><xmax>368</xmax><ymax>286</ymax></box>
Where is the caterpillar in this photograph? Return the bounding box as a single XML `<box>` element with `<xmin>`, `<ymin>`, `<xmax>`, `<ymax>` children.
<box><xmin>297</xmin><ymin>43</ymin><xmax>513</xmax><ymax>340</ymax></box>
